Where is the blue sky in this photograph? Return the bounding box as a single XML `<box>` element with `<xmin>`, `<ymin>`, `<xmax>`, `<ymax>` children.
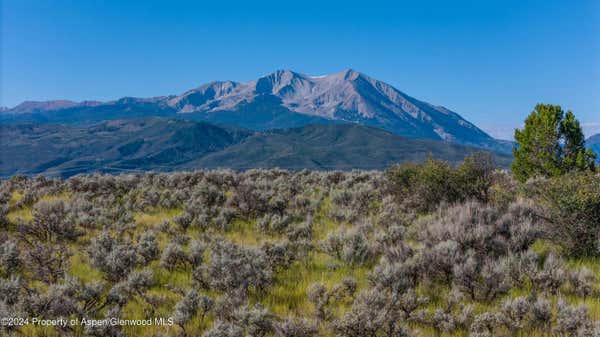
<box><xmin>1</xmin><ymin>0</ymin><xmax>599</xmax><ymax>139</ymax></box>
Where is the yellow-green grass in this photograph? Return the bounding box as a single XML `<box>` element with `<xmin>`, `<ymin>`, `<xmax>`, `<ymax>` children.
<box><xmin>224</xmin><ymin>218</ymin><xmax>282</xmax><ymax>246</ymax></box>
<box><xmin>20</xmin><ymin>324</ymin><xmax>64</xmax><ymax>337</ymax></box>
<box><xmin>565</xmin><ymin>258</ymin><xmax>600</xmax><ymax>319</ymax></box>
<box><xmin>134</xmin><ymin>208</ymin><xmax>182</xmax><ymax>228</ymax></box>
<box><xmin>257</xmin><ymin>251</ymin><xmax>370</xmax><ymax>317</ymax></box>
<box><xmin>39</xmin><ymin>192</ymin><xmax>72</xmax><ymax>203</ymax></box>
<box><xmin>69</xmin><ymin>253</ymin><xmax>104</xmax><ymax>284</ymax></box>
<box><xmin>7</xmin><ymin>193</ymin><xmax>72</xmax><ymax>223</ymax></box>
<box><xmin>313</xmin><ymin>216</ymin><xmax>346</xmax><ymax>241</ymax></box>
<box><xmin>531</xmin><ymin>239</ymin><xmax>564</xmax><ymax>257</ymax></box>
<box><xmin>9</xmin><ymin>190</ymin><xmax>23</xmax><ymax>206</ymax></box>
<box><xmin>7</xmin><ymin>207</ymin><xmax>32</xmax><ymax>223</ymax></box>
<box><xmin>134</xmin><ymin>207</ymin><xmax>182</xmax><ymax>248</ymax></box>
<box><xmin>150</xmin><ymin>261</ymin><xmax>194</xmax><ymax>290</ymax></box>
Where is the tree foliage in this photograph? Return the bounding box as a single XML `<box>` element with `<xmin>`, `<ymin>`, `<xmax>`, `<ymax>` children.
<box><xmin>512</xmin><ymin>104</ymin><xmax>596</xmax><ymax>182</ymax></box>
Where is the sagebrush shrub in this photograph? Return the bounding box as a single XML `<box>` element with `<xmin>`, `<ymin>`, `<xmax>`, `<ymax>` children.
<box><xmin>369</xmin><ymin>256</ymin><xmax>420</xmax><ymax>297</ymax></box>
<box><xmin>89</xmin><ymin>232</ymin><xmax>139</xmax><ymax>281</ymax></box>
<box><xmin>173</xmin><ymin>289</ymin><xmax>199</xmax><ymax>332</ymax></box>
<box><xmin>453</xmin><ymin>256</ymin><xmax>511</xmax><ymax>301</ymax></box>
<box><xmin>496</xmin><ymin>296</ymin><xmax>531</xmax><ymax>333</ymax></box>
<box><xmin>274</xmin><ymin>317</ymin><xmax>318</xmax><ymax>337</ymax></box>
<box><xmin>160</xmin><ymin>241</ymin><xmax>188</xmax><ymax>271</ymax></box>
<box><xmin>0</xmin><ymin>240</ymin><xmax>21</xmax><ymax>274</ymax></box>
<box><xmin>202</xmin><ymin>320</ymin><xmax>244</xmax><ymax>337</ymax></box>
<box><xmin>234</xmin><ymin>304</ymin><xmax>274</xmax><ymax>337</ymax></box>
<box><xmin>136</xmin><ymin>231</ymin><xmax>159</xmax><ymax>264</ymax></box>
<box><xmin>469</xmin><ymin>312</ymin><xmax>499</xmax><ymax>337</ymax></box>
<box><xmin>554</xmin><ymin>299</ymin><xmax>595</xmax><ymax>336</ymax></box>
<box><xmin>195</xmin><ymin>240</ymin><xmax>272</xmax><ymax>296</ymax></box>
<box><xmin>0</xmin><ymin>276</ymin><xmax>21</xmax><ymax>306</ymax></box>
<box><xmin>568</xmin><ymin>267</ymin><xmax>596</xmax><ymax>298</ymax></box>
<box><xmin>20</xmin><ymin>200</ymin><xmax>82</xmax><ymax>242</ymax></box>
<box><xmin>322</xmin><ymin>229</ymin><xmax>374</xmax><ymax>266</ymax></box>
<box><xmin>534</xmin><ymin>253</ymin><xmax>566</xmax><ymax>294</ymax></box>
<box><xmin>530</xmin><ymin>297</ymin><xmax>552</xmax><ymax>330</ymax></box>
<box><xmin>333</xmin><ymin>289</ymin><xmax>388</xmax><ymax>337</ymax></box>
<box><xmin>189</xmin><ymin>239</ymin><xmax>208</xmax><ymax>267</ymax></box>
<box><xmin>307</xmin><ymin>283</ymin><xmax>331</xmax><ymax>321</ymax></box>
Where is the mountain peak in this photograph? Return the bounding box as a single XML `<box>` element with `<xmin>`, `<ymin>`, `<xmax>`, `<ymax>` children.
<box><xmin>266</xmin><ymin>69</ymin><xmax>303</xmax><ymax>77</ymax></box>
<box><xmin>259</xmin><ymin>69</ymin><xmax>308</xmax><ymax>83</ymax></box>
<box><xmin>342</xmin><ymin>68</ymin><xmax>359</xmax><ymax>76</ymax></box>
<box><xmin>330</xmin><ymin>68</ymin><xmax>364</xmax><ymax>81</ymax></box>
<box><xmin>260</xmin><ymin>69</ymin><xmax>368</xmax><ymax>82</ymax></box>
<box><xmin>256</xmin><ymin>69</ymin><xmax>310</xmax><ymax>94</ymax></box>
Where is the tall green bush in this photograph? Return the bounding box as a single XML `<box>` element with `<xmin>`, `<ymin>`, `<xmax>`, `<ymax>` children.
<box><xmin>528</xmin><ymin>172</ymin><xmax>600</xmax><ymax>257</ymax></box>
<box><xmin>386</xmin><ymin>152</ymin><xmax>495</xmax><ymax>212</ymax></box>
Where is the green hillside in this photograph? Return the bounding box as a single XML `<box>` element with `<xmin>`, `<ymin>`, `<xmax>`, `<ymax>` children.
<box><xmin>0</xmin><ymin>119</ymin><xmax>512</xmax><ymax>177</ymax></box>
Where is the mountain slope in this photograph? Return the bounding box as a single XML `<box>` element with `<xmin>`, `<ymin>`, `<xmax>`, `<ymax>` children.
<box><xmin>0</xmin><ymin>97</ymin><xmax>177</xmax><ymax>124</ymax></box>
<box><xmin>1</xmin><ymin>69</ymin><xmax>509</xmax><ymax>152</ymax></box>
<box><xmin>192</xmin><ymin>124</ymin><xmax>512</xmax><ymax>170</ymax></box>
<box><xmin>0</xmin><ymin>118</ymin><xmax>511</xmax><ymax>177</ymax></box>
<box><xmin>0</xmin><ymin>118</ymin><xmax>251</xmax><ymax>176</ymax></box>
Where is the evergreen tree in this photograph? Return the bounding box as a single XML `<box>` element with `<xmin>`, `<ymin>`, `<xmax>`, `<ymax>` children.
<box><xmin>560</xmin><ymin>111</ymin><xmax>595</xmax><ymax>171</ymax></box>
<box><xmin>512</xmin><ymin>104</ymin><xmax>595</xmax><ymax>182</ymax></box>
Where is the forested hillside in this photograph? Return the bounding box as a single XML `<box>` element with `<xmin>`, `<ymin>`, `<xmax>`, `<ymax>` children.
<box><xmin>0</xmin><ymin>119</ymin><xmax>511</xmax><ymax>177</ymax></box>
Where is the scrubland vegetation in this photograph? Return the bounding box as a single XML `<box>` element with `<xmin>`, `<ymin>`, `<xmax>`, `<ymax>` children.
<box><xmin>0</xmin><ymin>151</ymin><xmax>599</xmax><ymax>337</ymax></box>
